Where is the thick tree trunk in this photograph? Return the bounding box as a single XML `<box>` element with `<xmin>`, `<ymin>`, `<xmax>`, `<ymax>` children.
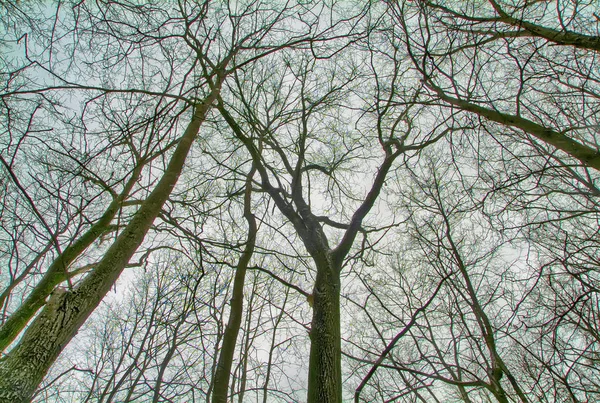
<box><xmin>307</xmin><ymin>256</ymin><xmax>342</xmax><ymax>403</ymax></box>
<box><xmin>0</xmin><ymin>94</ymin><xmax>217</xmax><ymax>403</ymax></box>
<box><xmin>0</xmin><ymin>166</ymin><xmax>141</xmax><ymax>353</ymax></box>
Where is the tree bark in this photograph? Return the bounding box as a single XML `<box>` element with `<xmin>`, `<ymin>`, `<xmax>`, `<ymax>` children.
<box><xmin>218</xmin><ymin>94</ymin><xmax>403</xmax><ymax>403</ymax></box>
<box><xmin>0</xmin><ymin>88</ymin><xmax>220</xmax><ymax>402</ymax></box>
<box><xmin>211</xmin><ymin>165</ymin><xmax>257</xmax><ymax>403</ymax></box>
<box><xmin>307</xmin><ymin>256</ymin><xmax>342</xmax><ymax>403</ymax></box>
<box><xmin>0</xmin><ymin>166</ymin><xmax>142</xmax><ymax>353</ymax></box>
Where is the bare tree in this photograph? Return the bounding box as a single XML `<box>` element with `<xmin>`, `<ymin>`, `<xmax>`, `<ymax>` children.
<box><xmin>387</xmin><ymin>0</ymin><xmax>600</xmax><ymax>169</ymax></box>
<box><xmin>1</xmin><ymin>1</ymin><xmax>599</xmax><ymax>402</ymax></box>
<box><xmin>0</xmin><ymin>1</ymin><xmax>318</xmax><ymax>400</ymax></box>
<box><xmin>211</xmin><ymin>163</ymin><xmax>257</xmax><ymax>403</ymax></box>
<box><xmin>345</xmin><ymin>121</ymin><xmax>599</xmax><ymax>402</ymax></box>
<box><xmin>215</xmin><ymin>17</ymin><xmax>456</xmax><ymax>396</ymax></box>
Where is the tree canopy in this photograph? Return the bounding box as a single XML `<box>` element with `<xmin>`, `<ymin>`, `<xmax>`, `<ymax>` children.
<box><xmin>1</xmin><ymin>1</ymin><xmax>599</xmax><ymax>402</ymax></box>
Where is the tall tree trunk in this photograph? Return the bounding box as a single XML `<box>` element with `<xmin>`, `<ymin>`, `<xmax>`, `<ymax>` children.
<box><xmin>217</xmin><ymin>100</ymin><xmax>402</xmax><ymax>403</ymax></box>
<box><xmin>0</xmin><ymin>88</ymin><xmax>220</xmax><ymax>402</ymax></box>
<box><xmin>0</xmin><ymin>165</ymin><xmax>142</xmax><ymax>353</ymax></box>
<box><xmin>307</xmin><ymin>257</ymin><xmax>342</xmax><ymax>403</ymax></box>
<box><xmin>211</xmin><ymin>165</ymin><xmax>256</xmax><ymax>403</ymax></box>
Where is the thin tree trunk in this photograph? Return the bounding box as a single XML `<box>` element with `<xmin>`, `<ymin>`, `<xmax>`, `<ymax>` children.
<box><xmin>0</xmin><ymin>241</ymin><xmax>53</xmax><ymax>317</ymax></box>
<box><xmin>211</xmin><ymin>165</ymin><xmax>257</xmax><ymax>403</ymax></box>
<box><xmin>261</xmin><ymin>286</ymin><xmax>289</xmax><ymax>403</ymax></box>
<box><xmin>152</xmin><ymin>316</ymin><xmax>186</xmax><ymax>403</ymax></box>
<box><xmin>236</xmin><ymin>280</ymin><xmax>259</xmax><ymax>403</ymax></box>
<box><xmin>0</xmin><ymin>86</ymin><xmax>220</xmax><ymax>402</ymax></box>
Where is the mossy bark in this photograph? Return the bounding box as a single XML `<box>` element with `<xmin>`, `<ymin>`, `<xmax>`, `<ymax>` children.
<box><xmin>0</xmin><ymin>166</ymin><xmax>141</xmax><ymax>353</ymax></box>
<box><xmin>0</xmin><ymin>94</ymin><xmax>218</xmax><ymax>403</ymax></box>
